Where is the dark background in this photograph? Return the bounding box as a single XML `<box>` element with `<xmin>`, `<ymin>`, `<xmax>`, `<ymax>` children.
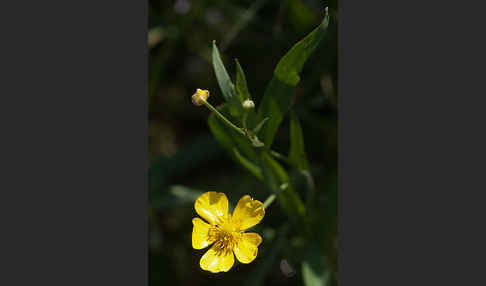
<box><xmin>149</xmin><ymin>0</ymin><xmax>337</xmax><ymax>285</ymax></box>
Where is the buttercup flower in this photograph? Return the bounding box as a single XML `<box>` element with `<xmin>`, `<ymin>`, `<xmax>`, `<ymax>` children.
<box><xmin>192</xmin><ymin>88</ymin><xmax>210</xmax><ymax>106</ymax></box>
<box><xmin>192</xmin><ymin>191</ymin><xmax>265</xmax><ymax>273</ymax></box>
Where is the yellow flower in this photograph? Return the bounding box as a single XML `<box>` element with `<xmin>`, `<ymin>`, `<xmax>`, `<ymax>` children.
<box><xmin>192</xmin><ymin>88</ymin><xmax>210</xmax><ymax>106</ymax></box>
<box><xmin>192</xmin><ymin>191</ymin><xmax>265</xmax><ymax>273</ymax></box>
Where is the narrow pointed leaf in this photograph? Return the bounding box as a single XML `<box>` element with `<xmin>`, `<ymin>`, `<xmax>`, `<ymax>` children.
<box><xmin>288</xmin><ymin>111</ymin><xmax>309</xmax><ymax>171</ymax></box>
<box><xmin>212</xmin><ymin>41</ymin><xmax>236</xmax><ymax>102</ymax></box>
<box><xmin>253</xmin><ymin>117</ymin><xmax>269</xmax><ymax>135</ymax></box>
<box><xmin>274</xmin><ymin>14</ymin><xmax>329</xmax><ymax>86</ymax></box>
<box><xmin>212</xmin><ymin>41</ymin><xmax>245</xmax><ymax>117</ymax></box>
<box><xmin>235</xmin><ymin>58</ymin><xmax>251</xmax><ymax>101</ymax></box>
<box><xmin>257</xmin><ymin>14</ymin><xmax>330</xmax><ymax>147</ymax></box>
<box><xmin>233</xmin><ymin>148</ymin><xmax>263</xmax><ymax>180</ymax></box>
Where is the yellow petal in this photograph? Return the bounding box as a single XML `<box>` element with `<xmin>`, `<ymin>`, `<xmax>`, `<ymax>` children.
<box><xmin>200</xmin><ymin>245</ymin><xmax>235</xmax><ymax>273</ymax></box>
<box><xmin>192</xmin><ymin>89</ymin><xmax>210</xmax><ymax>106</ymax></box>
<box><xmin>195</xmin><ymin>191</ymin><xmax>229</xmax><ymax>225</ymax></box>
<box><xmin>192</xmin><ymin>218</ymin><xmax>215</xmax><ymax>249</ymax></box>
<box><xmin>232</xmin><ymin>195</ymin><xmax>265</xmax><ymax>230</ymax></box>
<box><xmin>233</xmin><ymin>232</ymin><xmax>262</xmax><ymax>264</ymax></box>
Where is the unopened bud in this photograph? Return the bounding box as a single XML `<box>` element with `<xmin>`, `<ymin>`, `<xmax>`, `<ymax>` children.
<box><xmin>191</xmin><ymin>89</ymin><xmax>210</xmax><ymax>106</ymax></box>
<box><xmin>242</xmin><ymin>99</ymin><xmax>255</xmax><ymax>110</ymax></box>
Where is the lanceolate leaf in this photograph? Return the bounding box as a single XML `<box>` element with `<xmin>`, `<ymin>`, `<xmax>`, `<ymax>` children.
<box><xmin>212</xmin><ymin>41</ymin><xmax>244</xmax><ymax>117</ymax></box>
<box><xmin>212</xmin><ymin>41</ymin><xmax>236</xmax><ymax>102</ymax></box>
<box><xmin>256</xmin><ymin>77</ymin><xmax>293</xmax><ymax>148</ymax></box>
<box><xmin>289</xmin><ymin>111</ymin><xmax>310</xmax><ymax>171</ymax></box>
<box><xmin>235</xmin><ymin>58</ymin><xmax>251</xmax><ymax>101</ymax></box>
<box><xmin>257</xmin><ymin>14</ymin><xmax>330</xmax><ymax>148</ymax></box>
<box><xmin>233</xmin><ymin>148</ymin><xmax>263</xmax><ymax>180</ymax></box>
<box><xmin>253</xmin><ymin>117</ymin><xmax>269</xmax><ymax>135</ymax></box>
<box><xmin>274</xmin><ymin>14</ymin><xmax>330</xmax><ymax>86</ymax></box>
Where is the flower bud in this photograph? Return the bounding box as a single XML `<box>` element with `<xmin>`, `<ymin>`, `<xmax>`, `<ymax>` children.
<box><xmin>242</xmin><ymin>99</ymin><xmax>255</xmax><ymax>110</ymax></box>
<box><xmin>192</xmin><ymin>89</ymin><xmax>210</xmax><ymax>106</ymax></box>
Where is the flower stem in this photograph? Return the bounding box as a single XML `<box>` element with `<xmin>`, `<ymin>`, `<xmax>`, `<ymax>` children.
<box><xmin>242</xmin><ymin>111</ymin><xmax>249</xmax><ymax>131</ymax></box>
<box><xmin>202</xmin><ymin>100</ymin><xmax>245</xmax><ymax>136</ymax></box>
<box><xmin>270</xmin><ymin>150</ymin><xmax>291</xmax><ymax>164</ymax></box>
<box><xmin>262</xmin><ymin>194</ymin><xmax>276</xmax><ymax>209</ymax></box>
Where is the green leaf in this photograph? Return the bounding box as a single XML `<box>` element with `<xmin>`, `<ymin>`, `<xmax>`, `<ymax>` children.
<box><xmin>257</xmin><ymin>15</ymin><xmax>330</xmax><ymax>147</ymax></box>
<box><xmin>257</xmin><ymin>78</ymin><xmax>294</xmax><ymax>148</ymax></box>
<box><xmin>235</xmin><ymin>58</ymin><xmax>251</xmax><ymax>101</ymax></box>
<box><xmin>274</xmin><ymin>15</ymin><xmax>330</xmax><ymax>86</ymax></box>
<box><xmin>208</xmin><ymin>104</ymin><xmax>260</xmax><ymax>177</ymax></box>
<box><xmin>212</xmin><ymin>41</ymin><xmax>235</xmax><ymax>102</ymax></box>
<box><xmin>288</xmin><ymin>111</ymin><xmax>309</xmax><ymax>171</ymax></box>
<box><xmin>302</xmin><ymin>245</ymin><xmax>330</xmax><ymax>286</ymax></box>
<box><xmin>233</xmin><ymin>148</ymin><xmax>263</xmax><ymax>180</ymax></box>
<box><xmin>253</xmin><ymin>117</ymin><xmax>269</xmax><ymax>135</ymax></box>
<box><xmin>288</xmin><ymin>0</ymin><xmax>319</xmax><ymax>32</ymax></box>
<box><xmin>261</xmin><ymin>152</ymin><xmax>305</xmax><ymax>221</ymax></box>
<box><xmin>212</xmin><ymin>41</ymin><xmax>244</xmax><ymax>117</ymax></box>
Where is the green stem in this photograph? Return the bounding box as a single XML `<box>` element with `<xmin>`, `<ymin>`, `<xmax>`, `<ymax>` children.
<box><xmin>202</xmin><ymin>100</ymin><xmax>245</xmax><ymax>136</ymax></box>
<box><xmin>262</xmin><ymin>194</ymin><xmax>276</xmax><ymax>209</ymax></box>
<box><xmin>242</xmin><ymin>111</ymin><xmax>249</xmax><ymax>131</ymax></box>
<box><xmin>270</xmin><ymin>150</ymin><xmax>291</xmax><ymax>164</ymax></box>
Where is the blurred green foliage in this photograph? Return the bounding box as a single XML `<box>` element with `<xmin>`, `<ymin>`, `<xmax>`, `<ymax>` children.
<box><xmin>149</xmin><ymin>0</ymin><xmax>338</xmax><ymax>285</ymax></box>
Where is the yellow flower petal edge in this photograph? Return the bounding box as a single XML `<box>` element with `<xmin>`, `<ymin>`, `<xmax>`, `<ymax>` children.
<box><xmin>233</xmin><ymin>232</ymin><xmax>262</xmax><ymax>264</ymax></box>
<box><xmin>200</xmin><ymin>245</ymin><xmax>235</xmax><ymax>273</ymax></box>
<box><xmin>192</xmin><ymin>218</ymin><xmax>216</xmax><ymax>250</ymax></box>
<box><xmin>232</xmin><ymin>195</ymin><xmax>265</xmax><ymax>231</ymax></box>
<box><xmin>194</xmin><ymin>191</ymin><xmax>229</xmax><ymax>226</ymax></box>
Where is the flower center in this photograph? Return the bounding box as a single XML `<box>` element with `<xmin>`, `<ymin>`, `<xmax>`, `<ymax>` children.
<box><xmin>214</xmin><ymin>229</ymin><xmax>235</xmax><ymax>250</ymax></box>
<box><xmin>209</xmin><ymin>215</ymin><xmax>241</xmax><ymax>251</ymax></box>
